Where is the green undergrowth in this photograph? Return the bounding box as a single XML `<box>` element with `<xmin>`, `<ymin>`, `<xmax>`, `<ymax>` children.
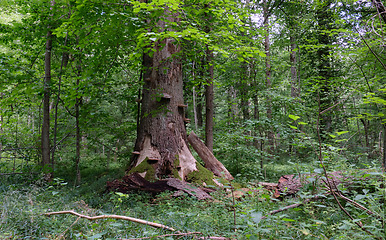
<box><xmin>1</xmin><ymin>164</ymin><xmax>384</xmax><ymax>240</ymax></box>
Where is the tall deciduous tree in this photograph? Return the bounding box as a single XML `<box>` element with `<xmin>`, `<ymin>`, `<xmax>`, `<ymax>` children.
<box><xmin>128</xmin><ymin>6</ymin><xmax>201</xmax><ymax>181</ymax></box>
<box><xmin>41</xmin><ymin>0</ymin><xmax>55</xmax><ymax>179</ymax></box>
<box><xmin>315</xmin><ymin>0</ymin><xmax>336</xmax><ymax>138</ymax></box>
<box><xmin>263</xmin><ymin>0</ymin><xmax>274</xmax><ymax>153</ymax></box>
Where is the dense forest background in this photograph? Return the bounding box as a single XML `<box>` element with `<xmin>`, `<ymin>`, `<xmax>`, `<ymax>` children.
<box><xmin>0</xmin><ymin>0</ymin><xmax>385</xmax><ymax>239</ymax></box>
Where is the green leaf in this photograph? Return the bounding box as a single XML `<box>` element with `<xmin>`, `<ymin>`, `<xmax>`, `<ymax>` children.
<box><xmin>288</xmin><ymin>114</ymin><xmax>300</xmax><ymax>121</ymax></box>
<box><xmin>336</xmin><ymin>131</ymin><xmax>349</xmax><ymax>135</ymax></box>
<box><xmin>282</xmin><ymin>218</ymin><xmax>295</xmax><ymax>222</ymax></box>
<box><xmin>289</xmin><ymin>125</ymin><xmax>298</xmax><ymax>130</ymax></box>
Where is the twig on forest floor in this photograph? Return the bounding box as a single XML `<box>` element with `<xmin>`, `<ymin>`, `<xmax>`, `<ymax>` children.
<box><xmin>43</xmin><ymin>210</ymin><xmax>176</xmax><ymax>231</ymax></box>
<box><xmin>261</xmin><ymin>196</ymin><xmax>320</xmax><ymax>220</ymax></box>
<box><xmin>120</xmin><ymin>232</ymin><xmax>202</xmax><ymax>240</ymax></box>
<box><xmin>333</xmin><ymin>191</ymin><xmax>384</xmax><ymax>226</ymax></box>
<box><xmin>120</xmin><ymin>232</ymin><xmax>231</xmax><ymax>240</ymax></box>
<box><xmin>56</xmin><ymin>216</ymin><xmax>80</xmax><ymax>240</ymax></box>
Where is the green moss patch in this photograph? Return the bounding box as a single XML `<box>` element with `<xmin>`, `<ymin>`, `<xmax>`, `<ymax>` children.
<box><xmin>127</xmin><ymin>157</ymin><xmax>156</xmax><ymax>181</ymax></box>
<box><xmin>186</xmin><ymin>162</ymin><xmax>216</xmax><ymax>186</ymax></box>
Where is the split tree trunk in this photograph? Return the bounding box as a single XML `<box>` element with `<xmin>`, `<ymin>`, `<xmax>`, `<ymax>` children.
<box><xmin>128</xmin><ymin>8</ymin><xmax>198</xmax><ymax>181</ymax></box>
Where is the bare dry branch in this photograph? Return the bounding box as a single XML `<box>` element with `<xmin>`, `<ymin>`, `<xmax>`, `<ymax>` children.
<box><xmin>44</xmin><ymin>210</ymin><xmax>176</xmax><ymax>231</ymax></box>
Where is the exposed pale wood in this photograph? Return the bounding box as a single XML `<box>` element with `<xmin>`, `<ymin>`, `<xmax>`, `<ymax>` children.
<box><xmin>44</xmin><ymin>210</ymin><xmax>175</xmax><ymax>231</ymax></box>
<box><xmin>187</xmin><ymin>131</ymin><xmax>233</xmax><ymax>180</ymax></box>
<box><xmin>132</xmin><ymin>151</ymin><xmax>140</xmax><ymax>155</ymax></box>
<box><xmin>177</xmin><ymin>104</ymin><xmax>188</xmax><ymax>108</ymax></box>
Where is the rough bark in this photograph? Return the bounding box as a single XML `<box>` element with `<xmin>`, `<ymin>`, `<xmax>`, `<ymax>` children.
<box><xmin>188</xmin><ymin>131</ymin><xmax>233</xmax><ymax>181</ymax></box>
<box><xmin>128</xmin><ymin>9</ymin><xmax>198</xmax><ymax>182</ymax></box>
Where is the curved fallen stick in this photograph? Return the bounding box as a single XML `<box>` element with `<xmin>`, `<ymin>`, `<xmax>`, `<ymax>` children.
<box><xmin>43</xmin><ymin>210</ymin><xmax>176</xmax><ymax>231</ymax></box>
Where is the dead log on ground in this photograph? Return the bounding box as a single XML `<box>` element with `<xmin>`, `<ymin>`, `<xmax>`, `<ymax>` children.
<box><xmin>188</xmin><ymin>131</ymin><xmax>233</xmax><ymax>180</ymax></box>
<box><xmin>106</xmin><ymin>173</ymin><xmax>213</xmax><ymax>200</ymax></box>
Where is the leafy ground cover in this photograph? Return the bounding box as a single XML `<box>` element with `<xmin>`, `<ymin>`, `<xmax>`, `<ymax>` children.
<box><xmin>1</xmin><ymin>157</ymin><xmax>384</xmax><ymax>240</ymax></box>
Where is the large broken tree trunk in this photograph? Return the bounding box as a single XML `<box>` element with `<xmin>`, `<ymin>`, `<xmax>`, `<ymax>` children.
<box><xmin>127</xmin><ymin>8</ymin><xmax>215</xmax><ymax>185</ymax></box>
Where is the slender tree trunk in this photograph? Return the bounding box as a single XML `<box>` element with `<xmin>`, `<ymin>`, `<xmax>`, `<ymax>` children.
<box><xmin>290</xmin><ymin>35</ymin><xmax>299</xmax><ymax>99</ymax></box>
<box><xmin>360</xmin><ymin>118</ymin><xmax>370</xmax><ymax>152</ymax></box>
<box><xmin>192</xmin><ymin>61</ymin><xmax>198</xmax><ymax>130</ymax></box>
<box><xmin>193</xmin><ymin>86</ymin><xmax>198</xmax><ymax>130</ymax></box>
<box><xmin>74</xmin><ymin>61</ymin><xmax>82</xmax><ymax>185</ymax></box>
<box><xmin>197</xmin><ymin>85</ymin><xmax>203</xmax><ymax>128</ymax></box>
<box><xmin>289</xmin><ymin>30</ymin><xmax>299</xmax><ymax>155</ymax></box>
<box><xmin>240</xmin><ymin>63</ymin><xmax>250</xmax><ymax>121</ymax></box>
<box><xmin>205</xmin><ymin>48</ymin><xmax>214</xmax><ymax>153</ymax></box>
<box><xmin>52</xmin><ymin>34</ymin><xmax>69</xmax><ymax>172</ymax></box>
<box><xmin>41</xmin><ymin>30</ymin><xmax>52</xmax><ymax>179</ymax></box>
<box><xmin>228</xmin><ymin>86</ymin><xmax>237</xmax><ymax>125</ymax></box>
<box><xmin>263</xmin><ymin>0</ymin><xmax>274</xmax><ymax>154</ymax></box>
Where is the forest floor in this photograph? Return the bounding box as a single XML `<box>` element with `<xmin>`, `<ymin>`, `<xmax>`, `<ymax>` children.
<box><xmin>0</xmin><ymin>159</ymin><xmax>384</xmax><ymax>240</ymax></box>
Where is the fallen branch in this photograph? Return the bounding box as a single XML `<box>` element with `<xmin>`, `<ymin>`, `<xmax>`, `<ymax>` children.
<box><xmin>121</xmin><ymin>232</ymin><xmax>202</xmax><ymax>240</ymax></box>
<box><xmin>44</xmin><ymin>210</ymin><xmax>175</xmax><ymax>231</ymax></box>
<box><xmin>121</xmin><ymin>232</ymin><xmax>230</xmax><ymax>240</ymax></box>
<box><xmin>262</xmin><ymin>196</ymin><xmax>320</xmax><ymax>220</ymax></box>
<box><xmin>334</xmin><ymin>191</ymin><xmax>384</xmax><ymax>225</ymax></box>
